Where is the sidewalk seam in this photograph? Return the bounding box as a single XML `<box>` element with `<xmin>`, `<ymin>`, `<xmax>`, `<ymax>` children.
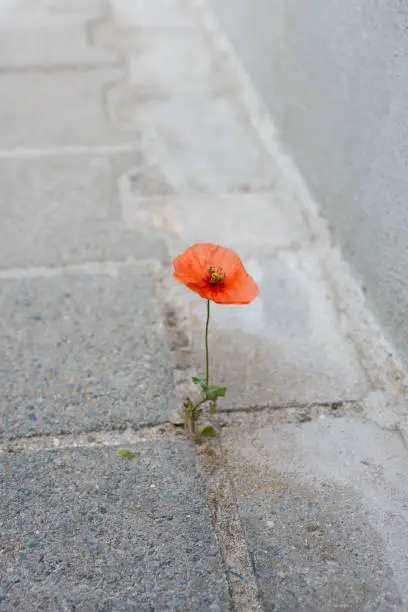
<box><xmin>0</xmin><ymin>400</ymin><xmax>362</xmax><ymax>450</ymax></box>
<box><xmin>197</xmin><ymin>442</ymin><xmax>263</xmax><ymax>611</ymax></box>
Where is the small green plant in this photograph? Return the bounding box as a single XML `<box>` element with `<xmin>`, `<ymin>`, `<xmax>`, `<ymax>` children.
<box><xmin>179</xmin><ymin>337</ymin><xmax>226</xmax><ymax>439</ymax></box>
<box><xmin>117</xmin><ymin>448</ymin><xmax>135</xmax><ymax>459</ymax></box>
<box><xmin>173</xmin><ymin>243</ymin><xmax>258</xmax><ymax>440</ymax></box>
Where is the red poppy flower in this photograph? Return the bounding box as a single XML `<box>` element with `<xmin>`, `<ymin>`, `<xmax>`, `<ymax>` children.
<box><xmin>173</xmin><ymin>243</ymin><xmax>259</xmax><ymax>304</ymax></box>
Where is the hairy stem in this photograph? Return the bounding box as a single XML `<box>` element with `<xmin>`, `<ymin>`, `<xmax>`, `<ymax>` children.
<box><xmin>205</xmin><ymin>299</ymin><xmax>210</xmax><ymax>386</ymax></box>
<box><xmin>185</xmin><ymin>300</ymin><xmax>212</xmax><ymax>440</ymax></box>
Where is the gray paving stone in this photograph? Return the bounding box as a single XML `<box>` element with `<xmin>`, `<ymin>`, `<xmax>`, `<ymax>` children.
<box><xmin>112</xmin><ymin>91</ymin><xmax>278</xmax><ymax>193</ymax></box>
<box><xmin>0</xmin><ymin>155</ymin><xmax>168</xmax><ymax>269</ymax></box>
<box><xmin>126</xmin><ymin>189</ymin><xmax>311</xmax><ymax>255</ymax></box>
<box><xmin>183</xmin><ymin>250</ymin><xmax>368</xmax><ymax>408</ymax></box>
<box><xmin>126</xmin><ymin>29</ymin><xmax>227</xmax><ymax>93</ymax></box>
<box><xmin>0</xmin><ymin>442</ymin><xmax>230</xmax><ymax>610</ymax></box>
<box><xmin>222</xmin><ymin>411</ymin><xmax>408</xmax><ymax>610</ymax></box>
<box><xmin>0</xmin><ymin>268</ymin><xmax>175</xmax><ymax>438</ymax></box>
<box><xmin>0</xmin><ymin>0</ymin><xmax>110</xmax><ymax>67</ymax></box>
<box><xmin>0</xmin><ymin>68</ymin><xmax>135</xmax><ymax>149</ymax></box>
<box><xmin>0</xmin><ymin>24</ymin><xmax>116</xmax><ymax>68</ymax></box>
<box><xmin>109</xmin><ymin>0</ymin><xmax>198</xmax><ymax>28</ymax></box>
<box><xmin>0</xmin><ymin>0</ymin><xmax>106</xmax><ymax>26</ymax></box>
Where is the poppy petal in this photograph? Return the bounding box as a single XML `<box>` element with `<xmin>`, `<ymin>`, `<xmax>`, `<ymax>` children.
<box><xmin>214</xmin><ymin>271</ymin><xmax>259</xmax><ymax>304</ymax></box>
<box><xmin>173</xmin><ymin>243</ymin><xmax>259</xmax><ymax>305</ymax></box>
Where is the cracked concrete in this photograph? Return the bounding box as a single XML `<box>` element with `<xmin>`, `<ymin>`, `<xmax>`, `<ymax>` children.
<box><xmin>1</xmin><ymin>0</ymin><xmax>408</xmax><ymax>610</ymax></box>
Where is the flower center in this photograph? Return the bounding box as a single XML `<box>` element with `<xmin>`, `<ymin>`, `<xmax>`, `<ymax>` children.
<box><xmin>206</xmin><ymin>266</ymin><xmax>226</xmax><ymax>286</ymax></box>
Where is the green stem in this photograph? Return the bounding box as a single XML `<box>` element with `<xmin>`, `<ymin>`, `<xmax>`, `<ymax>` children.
<box><xmin>186</xmin><ymin>300</ymin><xmax>212</xmax><ymax>439</ymax></box>
<box><xmin>193</xmin><ymin>397</ymin><xmax>207</xmax><ymax>412</ymax></box>
<box><xmin>205</xmin><ymin>299</ymin><xmax>210</xmax><ymax>386</ymax></box>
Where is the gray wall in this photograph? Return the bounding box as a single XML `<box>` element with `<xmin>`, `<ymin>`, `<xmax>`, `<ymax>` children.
<box><xmin>210</xmin><ymin>0</ymin><xmax>408</xmax><ymax>367</ymax></box>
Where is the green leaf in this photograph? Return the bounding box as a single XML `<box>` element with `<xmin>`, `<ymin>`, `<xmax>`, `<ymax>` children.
<box><xmin>117</xmin><ymin>448</ymin><xmax>135</xmax><ymax>459</ymax></box>
<box><xmin>206</xmin><ymin>385</ymin><xmax>226</xmax><ymax>401</ymax></box>
<box><xmin>183</xmin><ymin>399</ymin><xmax>195</xmax><ymax>412</ymax></box>
<box><xmin>178</xmin><ymin>409</ymin><xmax>187</xmax><ymax>422</ymax></box>
<box><xmin>209</xmin><ymin>402</ymin><xmax>217</xmax><ymax>415</ymax></box>
<box><xmin>199</xmin><ymin>425</ymin><xmax>217</xmax><ymax>437</ymax></box>
<box><xmin>192</xmin><ymin>377</ymin><xmax>205</xmax><ymax>385</ymax></box>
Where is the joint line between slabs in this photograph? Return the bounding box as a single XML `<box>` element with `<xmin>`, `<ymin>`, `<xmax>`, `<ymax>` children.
<box><xmin>215</xmin><ymin>399</ymin><xmax>361</xmax><ymax>416</ymax></box>
<box><xmin>0</xmin><ymin>143</ymin><xmax>142</xmax><ymax>160</ymax></box>
<box><xmin>0</xmin><ymin>423</ymin><xmax>173</xmax><ymax>453</ymax></box>
<box><xmin>0</xmin><ymin>258</ymin><xmax>161</xmax><ymax>280</ymax></box>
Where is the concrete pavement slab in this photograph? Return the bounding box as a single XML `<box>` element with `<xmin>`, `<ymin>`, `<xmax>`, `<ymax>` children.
<box><xmin>0</xmin><ymin>68</ymin><xmax>134</xmax><ymax>149</ymax></box>
<box><xmin>0</xmin><ymin>0</ymin><xmax>106</xmax><ymax>26</ymax></box>
<box><xmin>0</xmin><ymin>155</ymin><xmax>168</xmax><ymax>269</ymax></box>
<box><xmin>0</xmin><ymin>441</ymin><xmax>230</xmax><ymax>610</ymax></box>
<box><xmin>0</xmin><ymin>0</ymin><xmax>112</xmax><ymax>67</ymax></box>
<box><xmin>0</xmin><ymin>267</ymin><xmax>175</xmax><ymax>438</ymax></box>
<box><xmin>126</xmin><ymin>29</ymin><xmax>228</xmax><ymax>94</ymax></box>
<box><xmin>222</xmin><ymin>408</ymin><xmax>408</xmax><ymax>610</ymax></box>
<box><xmin>180</xmin><ymin>249</ymin><xmax>368</xmax><ymax>409</ymax></box>
<box><xmin>0</xmin><ymin>24</ymin><xmax>116</xmax><ymax>68</ymax></box>
<box><xmin>111</xmin><ymin>92</ymin><xmax>278</xmax><ymax>193</ymax></box>
<box><xmin>109</xmin><ymin>0</ymin><xmax>198</xmax><ymax>28</ymax></box>
<box><xmin>124</xmin><ymin>190</ymin><xmax>311</xmax><ymax>255</ymax></box>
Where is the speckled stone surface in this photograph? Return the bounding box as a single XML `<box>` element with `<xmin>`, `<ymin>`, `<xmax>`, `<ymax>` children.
<box><xmin>0</xmin><ymin>442</ymin><xmax>230</xmax><ymax>611</ymax></box>
<box><xmin>0</xmin><ymin>69</ymin><xmax>136</xmax><ymax>149</ymax></box>
<box><xmin>0</xmin><ymin>269</ymin><xmax>176</xmax><ymax>438</ymax></box>
<box><xmin>0</xmin><ymin>155</ymin><xmax>168</xmax><ymax>270</ymax></box>
<box><xmin>223</xmin><ymin>411</ymin><xmax>408</xmax><ymax>610</ymax></box>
